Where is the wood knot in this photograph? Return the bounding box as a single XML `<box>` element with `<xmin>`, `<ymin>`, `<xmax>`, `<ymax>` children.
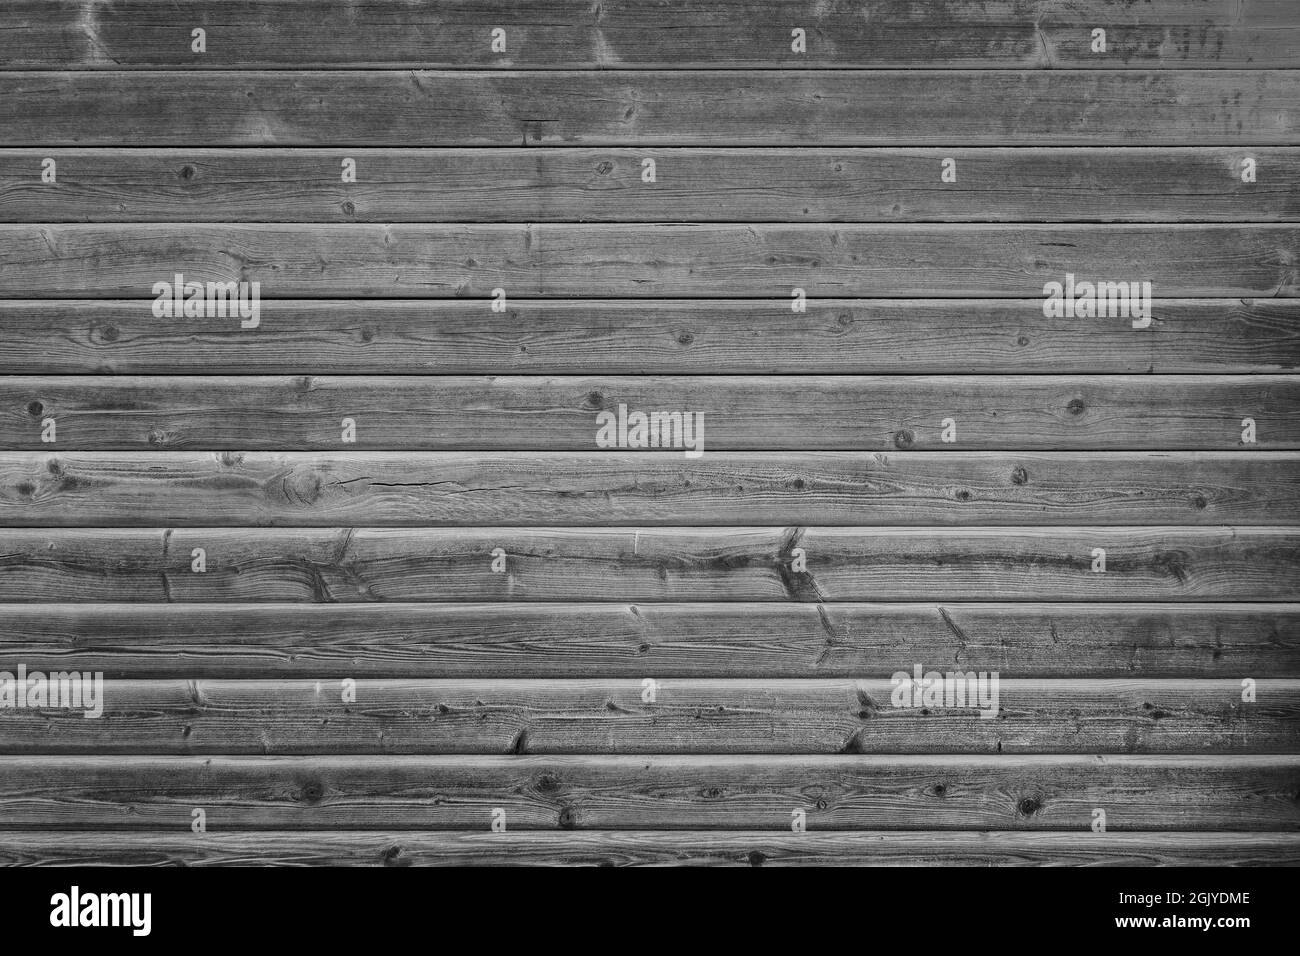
<box><xmin>25</xmin><ymin>401</ymin><xmax>43</xmax><ymax>417</ymax></box>
<box><xmin>932</xmin><ymin>783</ymin><xmax>947</xmax><ymax>797</ymax></box>
<box><xmin>1192</xmin><ymin>494</ymin><xmax>1207</xmax><ymax>510</ymax></box>
<box><xmin>585</xmin><ymin>391</ymin><xmax>604</xmax><ymax>409</ymax></box>
<box><xmin>893</xmin><ymin>429</ymin><xmax>914</xmax><ymax>449</ymax></box>
<box><xmin>179</xmin><ymin>165</ymin><xmax>196</xmax><ymax>180</ymax></box>
<box><xmin>300</xmin><ymin>781</ymin><xmax>324</xmax><ymax>803</ymax></box>
<box><xmin>557</xmin><ymin>806</ymin><xmax>577</xmax><ymax>829</ymax></box>
<box><xmin>341</xmin><ymin>200</ymin><xmax>356</xmax><ymax>216</ymax></box>
<box><xmin>1011</xmin><ymin>466</ymin><xmax>1029</xmax><ymax>485</ymax></box>
<box><xmin>596</xmin><ymin>161</ymin><xmax>613</xmax><ymax>175</ymax></box>
<box><xmin>1018</xmin><ymin>797</ymin><xmax>1041</xmax><ymax>815</ymax></box>
<box><xmin>1066</xmin><ymin>398</ymin><xmax>1086</xmax><ymax>416</ymax></box>
<box><xmin>747</xmin><ymin>850</ymin><xmax>766</xmax><ymax>867</ymax></box>
<box><xmin>536</xmin><ymin>772</ymin><xmax>561</xmax><ymax>793</ymax></box>
<box><xmin>382</xmin><ymin>844</ymin><xmax>410</xmax><ymax>867</ymax></box>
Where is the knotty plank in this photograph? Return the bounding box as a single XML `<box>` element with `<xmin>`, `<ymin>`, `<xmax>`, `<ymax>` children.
<box><xmin>1</xmin><ymin>755</ymin><xmax>1294</xmax><ymax>831</ymax></box>
<box><xmin>2</xmin><ymin>71</ymin><xmax>1295</xmax><ymax>146</ymax></box>
<box><xmin>3</xmin><ymin>375</ymin><xmax>1296</xmax><ymax>450</ymax></box>
<box><xmin>3</xmin><ymin>225</ymin><xmax>1295</xmax><ymax>297</ymax></box>
<box><xmin>4</xmin><ymin>148</ymin><xmax>1297</xmax><ymax>222</ymax></box>
<box><xmin>0</xmin><ymin>830</ymin><xmax>1294</xmax><ymax>866</ymax></box>
<box><xmin>0</xmin><ymin>527</ymin><xmax>1294</xmax><ymax>602</ymax></box>
<box><xmin>3</xmin><ymin>299</ymin><xmax>1297</xmax><ymax>374</ymax></box>
<box><xmin>2</xmin><ymin>602</ymin><xmax>1296</xmax><ymax>678</ymax></box>
<box><xmin>4</xmin><ymin>1</ymin><xmax>1296</xmax><ymax>69</ymax></box>
<box><xmin>0</xmin><ymin>679</ymin><xmax>1292</xmax><ymax>754</ymax></box>
<box><xmin>3</xmin><ymin>451</ymin><xmax>1297</xmax><ymax>527</ymax></box>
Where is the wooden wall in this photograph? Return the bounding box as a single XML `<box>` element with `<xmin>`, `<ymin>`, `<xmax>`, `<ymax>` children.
<box><xmin>0</xmin><ymin>0</ymin><xmax>1297</xmax><ymax>866</ymax></box>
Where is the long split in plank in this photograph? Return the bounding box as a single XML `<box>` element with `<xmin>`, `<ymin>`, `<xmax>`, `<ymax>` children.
<box><xmin>0</xmin><ymin>527</ymin><xmax>1294</xmax><ymax>602</ymax></box>
<box><xmin>0</xmin><ymin>679</ymin><xmax>1293</xmax><ymax>754</ymax></box>
<box><xmin>2</xmin><ymin>602</ymin><xmax>1296</xmax><ymax>678</ymax></box>
<box><xmin>1</xmin><ymin>451</ymin><xmax>1297</xmax><ymax>527</ymax></box>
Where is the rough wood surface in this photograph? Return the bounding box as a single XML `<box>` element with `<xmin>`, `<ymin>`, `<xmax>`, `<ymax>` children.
<box><xmin>1</xmin><ymin>830</ymin><xmax>1294</xmax><ymax>866</ymax></box>
<box><xmin>4</xmin><ymin>1</ymin><xmax>1296</xmax><ymax>69</ymax></box>
<box><xmin>0</xmin><ymin>527</ymin><xmax>1294</xmax><ymax>603</ymax></box>
<box><xmin>2</xmin><ymin>602</ymin><xmax>1295</xmax><ymax>678</ymax></box>
<box><xmin>2</xmin><ymin>224</ymin><xmax>1295</xmax><ymax>297</ymax></box>
<box><xmin>2</xmin><ymin>451</ymin><xmax>1296</xmax><ymax>527</ymax></box>
<box><xmin>3</xmin><ymin>375</ymin><xmax>1297</xmax><ymax>450</ymax></box>
<box><xmin>0</xmin><ymin>755</ymin><xmax>1294</xmax><ymax>831</ymax></box>
<box><xmin>4</xmin><ymin>148</ymin><xmax>1297</xmax><ymax>222</ymax></box>
<box><xmin>2</xmin><ymin>299</ymin><xmax>1296</xmax><ymax>374</ymax></box>
<box><xmin>3</xmin><ymin>71</ymin><xmax>1296</xmax><ymax>146</ymax></box>
<box><xmin>0</xmin><ymin>679</ymin><xmax>1292</xmax><ymax>754</ymax></box>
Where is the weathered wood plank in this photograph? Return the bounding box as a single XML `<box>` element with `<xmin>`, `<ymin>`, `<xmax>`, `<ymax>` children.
<box><xmin>2</xmin><ymin>375</ymin><xmax>1295</xmax><ymax>451</ymax></box>
<box><xmin>1</xmin><ymin>830</ymin><xmax>1294</xmax><ymax>866</ymax></box>
<box><xmin>0</xmin><ymin>679</ymin><xmax>1292</xmax><ymax>754</ymax></box>
<box><xmin>2</xmin><ymin>452</ymin><xmax>1297</xmax><ymax>527</ymax></box>
<box><xmin>4</xmin><ymin>1</ymin><xmax>1296</xmax><ymax>69</ymax></box>
<box><xmin>0</xmin><ymin>528</ymin><xmax>1294</xmax><ymax>602</ymax></box>
<box><xmin>3</xmin><ymin>71</ymin><xmax>1295</xmax><ymax>146</ymax></box>
<box><xmin>3</xmin><ymin>602</ymin><xmax>1296</xmax><ymax>678</ymax></box>
<box><xmin>3</xmin><ymin>300</ymin><xmax>1296</xmax><ymax>375</ymax></box>
<box><xmin>4</xmin><ymin>148</ymin><xmax>1297</xmax><ymax>222</ymax></box>
<box><xmin>1</xmin><ymin>755</ymin><xmax>1294</xmax><ymax>831</ymax></box>
<box><xmin>3</xmin><ymin>225</ymin><xmax>1294</xmax><ymax>297</ymax></box>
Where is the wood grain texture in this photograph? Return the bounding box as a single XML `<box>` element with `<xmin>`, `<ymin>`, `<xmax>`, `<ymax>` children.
<box><xmin>3</xmin><ymin>299</ymin><xmax>1296</xmax><ymax>375</ymax></box>
<box><xmin>3</xmin><ymin>602</ymin><xmax>1296</xmax><ymax>678</ymax></box>
<box><xmin>2</xmin><ymin>71</ymin><xmax>1296</xmax><ymax>146</ymax></box>
<box><xmin>0</xmin><ymin>527</ymin><xmax>1294</xmax><ymax>603</ymax></box>
<box><xmin>4</xmin><ymin>1</ymin><xmax>1296</xmax><ymax>69</ymax></box>
<box><xmin>4</xmin><ymin>148</ymin><xmax>1297</xmax><ymax>222</ymax></box>
<box><xmin>0</xmin><ymin>679</ymin><xmax>1292</xmax><ymax>754</ymax></box>
<box><xmin>2</xmin><ymin>375</ymin><xmax>1295</xmax><ymax>451</ymax></box>
<box><xmin>1</xmin><ymin>830</ymin><xmax>1295</xmax><ymax>866</ymax></box>
<box><xmin>0</xmin><ymin>755</ymin><xmax>1294</xmax><ymax>831</ymax></box>
<box><xmin>2</xmin><ymin>451</ymin><xmax>1297</xmax><ymax>527</ymax></box>
<box><xmin>3</xmin><ymin>224</ymin><xmax>1295</xmax><ymax>297</ymax></box>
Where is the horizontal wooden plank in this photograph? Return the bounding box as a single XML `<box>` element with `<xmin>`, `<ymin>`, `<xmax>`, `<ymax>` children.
<box><xmin>4</xmin><ymin>148</ymin><xmax>1298</xmax><ymax>222</ymax></box>
<box><xmin>3</xmin><ymin>300</ymin><xmax>1297</xmax><ymax>375</ymax></box>
<box><xmin>0</xmin><ymin>527</ymin><xmax>1294</xmax><ymax>602</ymax></box>
<box><xmin>3</xmin><ymin>225</ymin><xmax>1294</xmax><ymax>297</ymax></box>
<box><xmin>0</xmin><ymin>679</ymin><xmax>1292</xmax><ymax>754</ymax></box>
<box><xmin>3</xmin><ymin>375</ymin><xmax>1296</xmax><ymax>451</ymax></box>
<box><xmin>1</xmin><ymin>755</ymin><xmax>1294</xmax><ymax>831</ymax></box>
<box><xmin>0</xmin><ymin>830</ymin><xmax>1294</xmax><ymax>866</ymax></box>
<box><xmin>5</xmin><ymin>1</ymin><xmax>1295</xmax><ymax>69</ymax></box>
<box><xmin>2</xmin><ymin>452</ymin><xmax>1297</xmax><ymax>527</ymax></box>
<box><xmin>2</xmin><ymin>71</ymin><xmax>1295</xmax><ymax>146</ymax></box>
<box><xmin>3</xmin><ymin>602</ymin><xmax>1296</xmax><ymax>678</ymax></box>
